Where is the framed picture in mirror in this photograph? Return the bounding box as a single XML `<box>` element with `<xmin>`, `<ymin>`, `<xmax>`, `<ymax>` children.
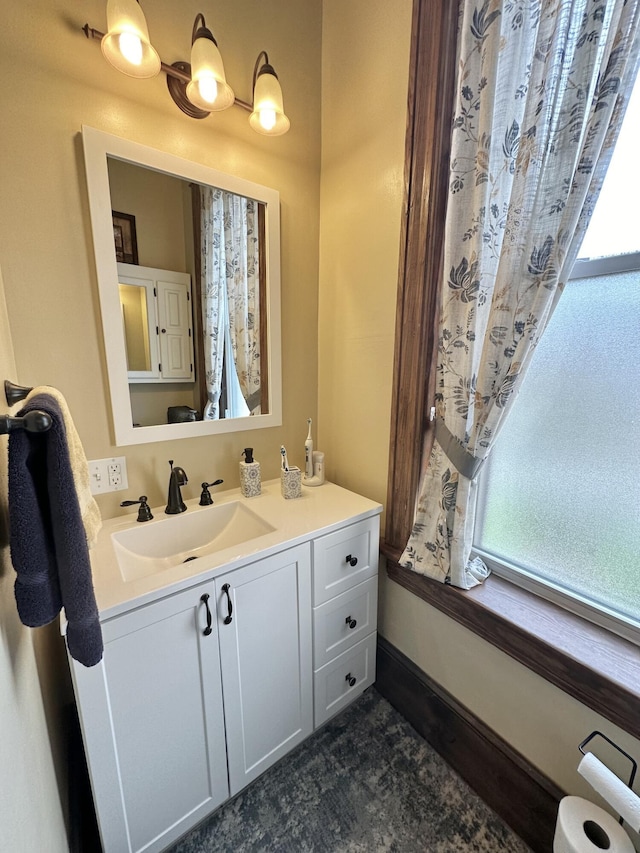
<box><xmin>112</xmin><ymin>211</ymin><xmax>139</xmax><ymax>264</ymax></box>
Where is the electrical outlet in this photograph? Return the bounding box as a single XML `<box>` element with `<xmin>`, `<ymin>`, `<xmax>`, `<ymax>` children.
<box><xmin>88</xmin><ymin>457</ymin><xmax>128</xmax><ymax>494</ymax></box>
<box><xmin>108</xmin><ymin>460</ymin><xmax>122</xmax><ymax>488</ymax></box>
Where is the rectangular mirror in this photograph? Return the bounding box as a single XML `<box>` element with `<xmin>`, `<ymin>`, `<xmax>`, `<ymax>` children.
<box><xmin>82</xmin><ymin>125</ymin><xmax>282</xmax><ymax>445</ymax></box>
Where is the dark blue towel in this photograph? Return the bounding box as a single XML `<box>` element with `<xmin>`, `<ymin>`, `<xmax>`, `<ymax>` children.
<box><xmin>8</xmin><ymin>393</ymin><xmax>103</xmax><ymax>667</ymax></box>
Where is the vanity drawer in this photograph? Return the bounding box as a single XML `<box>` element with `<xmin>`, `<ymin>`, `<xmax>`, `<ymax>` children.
<box><xmin>312</xmin><ymin>517</ymin><xmax>379</xmax><ymax>606</ymax></box>
<box><xmin>313</xmin><ymin>632</ymin><xmax>377</xmax><ymax>728</ymax></box>
<box><xmin>313</xmin><ymin>577</ymin><xmax>378</xmax><ymax>668</ymax></box>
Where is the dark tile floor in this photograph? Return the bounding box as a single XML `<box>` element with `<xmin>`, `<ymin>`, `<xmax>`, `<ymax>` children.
<box><xmin>169</xmin><ymin>688</ymin><xmax>532</xmax><ymax>852</ymax></box>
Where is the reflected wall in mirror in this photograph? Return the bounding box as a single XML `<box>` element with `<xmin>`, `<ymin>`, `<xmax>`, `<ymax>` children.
<box><xmin>82</xmin><ymin>126</ymin><xmax>282</xmax><ymax>445</ymax></box>
<box><xmin>120</xmin><ymin>282</ymin><xmax>152</xmax><ymax>372</ymax></box>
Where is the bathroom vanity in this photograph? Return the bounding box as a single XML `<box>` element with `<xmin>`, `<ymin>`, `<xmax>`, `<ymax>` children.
<box><xmin>67</xmin><ymin>481</ymin><xmax>381</xmax><ymax>853</ymax></box>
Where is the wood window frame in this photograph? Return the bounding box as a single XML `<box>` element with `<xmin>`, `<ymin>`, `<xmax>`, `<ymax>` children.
<box><xmin>383</xmin><ymin>0</ymin><xmax>640</xmax><ymax>739</ymax></box>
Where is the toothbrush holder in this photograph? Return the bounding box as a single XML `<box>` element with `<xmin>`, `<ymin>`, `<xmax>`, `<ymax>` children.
<box><xmin>281</xmin><ymin>466</ymin><xmax>302</xmax><ymax>499</ymax></box>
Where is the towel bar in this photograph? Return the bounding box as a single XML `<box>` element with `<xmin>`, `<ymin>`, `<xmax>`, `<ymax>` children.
<box><xmin>5</xmin><ymin>379</ymin><xmax>32</xmax><ymax>406</ymax></box>
<box><xmin>0</xmin><ymin>410</ymin><xmax>52</xmax><ymax>436</ymax></box>
<box><xmin>1</xmin><ymin>380</ymin><xmax>51</xmax><ymax>435</ymax></box>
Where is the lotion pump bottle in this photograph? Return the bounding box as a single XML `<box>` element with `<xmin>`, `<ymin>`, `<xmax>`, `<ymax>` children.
<box><xmin>239</xmin><ymin>447</ymin><xmax>261</xmax><ymax>497</ymax></box>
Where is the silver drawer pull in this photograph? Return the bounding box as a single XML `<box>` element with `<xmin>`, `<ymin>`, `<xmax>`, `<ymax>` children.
<box><xmin>345</xmin><ymin>615</ymin><xmax>357</xmax><ymax>630</ymax></box>
<box><xmin>345</xmin><ymin>554</ymin><xmax>358</xmax><ymax>567</ymax></box>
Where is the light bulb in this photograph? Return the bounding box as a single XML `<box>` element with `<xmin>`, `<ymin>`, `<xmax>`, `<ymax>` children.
<box><xmin>198</xmin><ymin>76</ymin><xmax>218</xmax><ymax>105</ymax></box>
<box><xmin>259</xmin><ymin>109</ymin><xmax>277</xmax><ymax>131</ymax></box>
<box><xmin>185</xmin><ymin>15</ymin><xmax>235</xmax><ymax>112</ymax></box>
<box><xmin>118</xmin><ymin>31</ymin><xmax>143</xmax><ymax>66</ymax></box>
<box><xmin>249</xmin><ymin>57</ymin><xmax>290</xmax><ymax>136</ymax></box>
<box><xmin>101</xmin><ymin>0</ymin><xmax>160</xmax><ymax>78</ymax></box>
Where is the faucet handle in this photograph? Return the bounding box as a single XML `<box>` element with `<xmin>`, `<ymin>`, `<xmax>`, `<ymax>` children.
<box><xmin>120</xmin><ymin>495</ymin><xmax>154</xmax><ymax>522</ymax></box>
<box><xmin>199</xmin><ymin>479</ymin><xmax>224</xmax><ymax>506</ymax></box>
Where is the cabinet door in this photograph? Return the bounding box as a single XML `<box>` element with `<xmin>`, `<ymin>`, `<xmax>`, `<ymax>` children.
<box><xmin>157</xmin><ymin>278</ymin><xmax>194</xmax><ymax>381</ymax></box>
<box><xmin>117</xmin><ymin>264</ymin><xmax>161</xmax><ymax>383</ymax></box>
<box><xmin>69</xmin><ymin>582</ymin><xmax>228</xmax><ymax>853</ymax></box>
<box><xmin>216</xmin><ymin>544</ymin><xmax>313</xmax><ymax>795</ymax></box>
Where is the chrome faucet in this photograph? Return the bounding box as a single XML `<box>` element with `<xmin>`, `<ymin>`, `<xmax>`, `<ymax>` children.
<box><xmin>165</xmin><ymin>460</ymin><xmax>188</xmax><ymax>514</ymax></box>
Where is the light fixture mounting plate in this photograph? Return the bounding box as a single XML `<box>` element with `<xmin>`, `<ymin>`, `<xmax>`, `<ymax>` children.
<box><xmin>166</xmin><ymin>61</ymin><xmax>210</xmax><ymax>120</ymax></box>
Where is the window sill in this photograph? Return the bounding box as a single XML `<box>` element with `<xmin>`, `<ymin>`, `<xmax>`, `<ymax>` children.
<box><xmin>381</xmin><ymin>544</ymin><xmax>640</xmax><ymax>741</ymax></box>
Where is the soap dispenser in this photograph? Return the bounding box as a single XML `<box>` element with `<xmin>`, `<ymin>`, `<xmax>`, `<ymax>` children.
<box><xmin>239</xmin><ymin>447</ymin><xmax>261</xmax><ymax>497</ymax></box>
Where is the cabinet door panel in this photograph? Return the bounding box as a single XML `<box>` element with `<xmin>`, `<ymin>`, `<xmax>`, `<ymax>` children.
<box><xmin>158</xmin><ymin>279</ymin><xmax>193</xmax><ymax>380</ymax></box>
<box><xmin>217</xmin><ymin>544</ymin><xmax>312</xmax><ymax>795</ymax></box>
<box><xmin>73</xmin><ymin>583</ymin><xmax>228</xmax><ymax>853</ymax></box>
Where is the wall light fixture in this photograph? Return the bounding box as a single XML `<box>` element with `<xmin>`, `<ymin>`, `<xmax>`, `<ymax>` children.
<box><xmin>83</xmin><ymin>0</ymin><xmax>290</xmax><ymax>136</ymax></box>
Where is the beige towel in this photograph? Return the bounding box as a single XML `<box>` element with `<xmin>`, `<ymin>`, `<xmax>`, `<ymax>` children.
<box><xmin>24</xmin><ymin>386</ymin><xmax>102</xmax><ymax>549</ymax></box>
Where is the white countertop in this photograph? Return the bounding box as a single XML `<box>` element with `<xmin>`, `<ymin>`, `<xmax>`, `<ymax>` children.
<box><xmin>89</xmin><ymin>480</ymin><xmax>382</xmax><ymax>621</ymax></box>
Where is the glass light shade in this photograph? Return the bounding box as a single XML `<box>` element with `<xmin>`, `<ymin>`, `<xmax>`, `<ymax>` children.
<box><xmin>249</xmin><ymin>70</ymin><xmax>290</xmax><ymax>136</ymax></box>
<box><xmin>101</xmin><ymin>0</ymin><xmax>160</xmax><ymax>78</ymax></box>
<box><xmin>186</xmin><ymin>36</ymin><xmax>235</xmax><ymax>112</ymax></box>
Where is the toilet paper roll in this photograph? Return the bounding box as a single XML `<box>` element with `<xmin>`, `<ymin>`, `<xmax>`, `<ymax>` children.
<box><xmin>578</xmin><ymin>752</ymin><xmax>640</xmax><ymax>832</ymax></box>
<box><xmin>554</xmin><ymin>796</ymin><xmax>634</xmax><ymax>853</ymax></box>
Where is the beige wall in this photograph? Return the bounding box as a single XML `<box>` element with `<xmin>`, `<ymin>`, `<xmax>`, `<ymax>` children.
<box><xmin>2</xmin><ymin>0</ymin><xmax>638</xmax><ymax>844</ymax></box>
<box><xmin>1</xmin><ymin>0</ymin><xmax>321</xmax><ymax>519</ymax></box>
<box><xmin>318</xmin><ymin>0</ymin><xmax>640</xmax><ymax>823</ymax></box>
<box><xmin>0</xmin><ymin>0</ymin><xmax>321</xmax><ymax>844</ymax></box>
<box><xmin>108</xmin><ymin>160</ymin><xmax>189</xmax><ymax>272</ymax></box>
<box><xmin>318</xmin><ymin>0</ymin><xmax>410</xmax><ymax>509</ymax></box>
<box><xmin>0</xmin><ymin>270</ymin><xmax>69</xmax><ymax>850</ymax></box>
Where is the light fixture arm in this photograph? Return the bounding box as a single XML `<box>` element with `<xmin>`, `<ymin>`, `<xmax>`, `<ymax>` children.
<box><xmin>252</xmin><ymin>51</ymin><xmax>274</xmax><ymax>90</ymax></box>
<box><xmin>191</xmin><ymin>13</ymin><xmax>210</xmax><ymax>44</ymax></box>
<box><xmin>82</xmin><ymin>24</ymin><xmax>252</xmax><ymax>111</ymax></box>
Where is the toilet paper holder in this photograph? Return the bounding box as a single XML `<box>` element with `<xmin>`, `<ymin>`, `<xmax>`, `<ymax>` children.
<box><xmin>579</xmin><ymin>730</ymin><xmax>637</xmax><ymax>826</ymax></box>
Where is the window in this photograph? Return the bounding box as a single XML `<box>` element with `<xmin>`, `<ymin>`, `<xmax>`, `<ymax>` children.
<box><xmin>384</xmin><ymin>0</ymin><xmax>640</xmax><ymax>738</ymax></box>
<box><xmin>473</xmin><ymin>75</ymin><xmax>640</xmax><ymax>643</ymax></box>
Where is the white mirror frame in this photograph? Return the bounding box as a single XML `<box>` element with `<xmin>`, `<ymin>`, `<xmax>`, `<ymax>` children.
<box><xmin>82</xmin><ymin>125</ymin><xmax>282</xmax><ymax>446</ymax></box>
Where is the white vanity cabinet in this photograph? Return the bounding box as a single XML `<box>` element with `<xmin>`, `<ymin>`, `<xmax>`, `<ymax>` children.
<box><xmin>70</xmin><ymin>544</ymin><xmax>313</xmax><ymax>853</ymax></box>
<box><xmin>312</xmin><ymin>516</ymin><xmax>380</xmax><ymax>727</ymax></box>
<box><xmin>68</xmin><ymin>483</ymin><xmax>382</xmax><ymax>853</ymax></box>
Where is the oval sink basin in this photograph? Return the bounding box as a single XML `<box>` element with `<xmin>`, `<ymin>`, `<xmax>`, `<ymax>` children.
<box><xmin>112</xmin><ymin>501</ymin><xmax>276</xmax><ymax>582</ymax></box>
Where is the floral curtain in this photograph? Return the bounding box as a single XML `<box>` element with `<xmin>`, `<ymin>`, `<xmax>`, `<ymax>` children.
<box><xmin>201</xmin><ymin>186</ymin><xmax>226</xmax><ymax>419</ymax></box>
<box><xmin>225</xmin><ymin>195</ymin><xmax>261</xmax><ymax>413</ymax></box>
<box><xmin>400</xmin><ymin>0</ymin><xmax>640</xmax><ymax>588</ymax></box>
<box><xmin>200</xmin><ymin>188</ymin><xmax>261</xmax><ymax>419</ymax></box>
